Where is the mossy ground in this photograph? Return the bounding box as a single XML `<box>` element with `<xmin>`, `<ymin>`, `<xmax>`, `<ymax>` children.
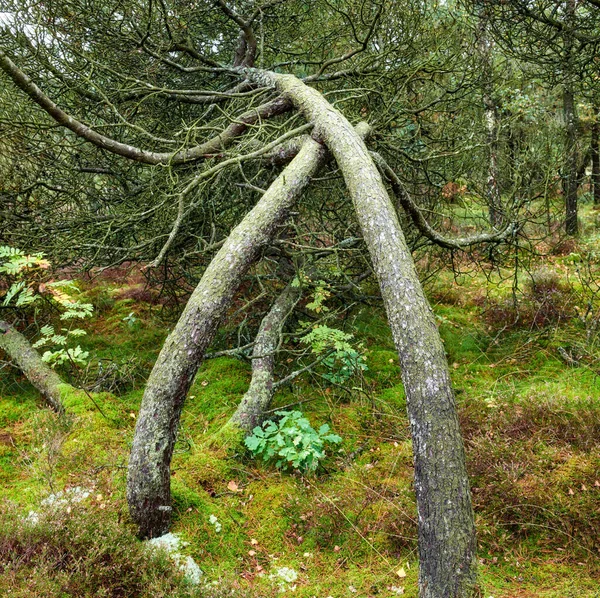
<box><xmin>1</xmin><ymin>224</ymin><xmax>600</xmax><ymax>596</ymax></box>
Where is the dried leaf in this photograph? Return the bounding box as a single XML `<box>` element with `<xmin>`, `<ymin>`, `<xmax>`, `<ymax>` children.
<box><xmin>227</xmin><ymin>480</ymin><xmax>240</xmax><ymax>492</ymax></box>
<box><xmin>396</xmin><ymin>567</ymin><xmax>407</xmax><ymax>578</ymax></box>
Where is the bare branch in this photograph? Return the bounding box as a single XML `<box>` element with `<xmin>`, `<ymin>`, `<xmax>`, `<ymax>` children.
<box><xmin>0</xmin><ymin>50</ymin><xmax>291</xmax><ymax>164</ymax></box>
<box><xmin>371</xmin><ymin>151</ymin><xmax>519</xmax><ymax>250</ymax></box>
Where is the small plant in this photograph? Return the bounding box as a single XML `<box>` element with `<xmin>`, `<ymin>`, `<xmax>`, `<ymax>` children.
<box><xmin>0</xmin><ymin>245</ymin><xmax>93</xmax><ymax>369</ymax></box>
<box><xmin>301</xmin><ymin>324</ymin><xmax>368</xmax><ymax>384</ymax></box>
<box><xmin>244</xmin><ymin>410</ymin><xmax>342</xmax><ymax>472</ymax></box>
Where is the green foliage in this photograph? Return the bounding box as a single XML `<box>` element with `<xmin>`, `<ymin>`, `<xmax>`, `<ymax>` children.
<box><xmin>305</xmin><ymin>281</ymin><xmax>331</xmax><ymax>313</ymax></box>
<box><xmin>0</xmin><ymin>247</ymin><xmax>49</xmax><ymax>307</ymax></box>
<box><xmin>245</xmin><ymin>410</ymin><xmax>341</xmax><ymax>472</ymax></box>
<box><xmin>301</xmin><ymin>325</ymin><xmax>368</xmax><ymax>384</ymax></box>
<box><xmin>0</xmin><ymin>245</ymin><xmax>93</xmax><ymax>369</ymax></box>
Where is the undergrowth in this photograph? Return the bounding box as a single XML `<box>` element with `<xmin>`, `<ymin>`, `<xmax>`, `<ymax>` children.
<box><xmin>1</xmin><ymin>229</ymin><xmax>600</xmax><ymax>597</ymax></box>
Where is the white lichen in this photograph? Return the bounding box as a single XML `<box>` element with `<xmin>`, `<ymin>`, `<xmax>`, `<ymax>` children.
<box><xmin>146</xmin><ymin>532</ymin><xmax>203</xmax><ymax>585</ymax></box>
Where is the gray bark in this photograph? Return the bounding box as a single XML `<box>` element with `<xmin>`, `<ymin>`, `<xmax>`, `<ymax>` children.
<box><xmin>0</xmin><ymin>321</ymin><xmax>65</xmax><ymax>413</ymax></box>
<box><xmin>477</xmin><ymin>9</ymin><xmax>503</xmax><ymax>227</ymax></box>
<box><xmin>228</xmin><ymin>282</ymin><xmax>301</xmax><ymax>431</ymax></box>
<box><xmin>126</xmin><ymin>122</ymin><xmax>370</xmax><ymax>539</ymax></box>
<box><xmin>242</xmin><ymin>69</ymin><xmax>477</xmax><ymax>597</ymax></box>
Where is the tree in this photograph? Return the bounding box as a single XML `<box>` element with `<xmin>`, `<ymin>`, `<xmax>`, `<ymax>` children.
<box><xmin>479</xmin><ymin>0</ymin><xmax>600</xmax><ymax>234</ymax></box>
<box><xmin>0</xmin><ymin>1</ymin><xmax>544</xmax><ymax>594</ymax></box>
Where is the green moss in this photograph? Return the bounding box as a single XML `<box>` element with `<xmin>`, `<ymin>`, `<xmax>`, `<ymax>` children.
<box><xmin>2</xmin><ymin>261</ymin><xmax>600</xmax><ymax>596</ymax></box>
<box><xmin>182</xmin><ymin>358</ymin><xmax>250</xmax><ymax>427</ymax></box>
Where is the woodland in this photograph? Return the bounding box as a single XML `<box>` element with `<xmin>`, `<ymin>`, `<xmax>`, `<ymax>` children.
<box><xmin>0</xmin><ymin>1</ymin><xmax>599</xmax><ymax>597</ymax></box>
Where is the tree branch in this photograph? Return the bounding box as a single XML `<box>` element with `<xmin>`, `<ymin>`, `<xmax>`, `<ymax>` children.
<box><xmin>371</xmin><ymin>151</ymin><xmax>519</xmax><ymax>249</ymax></box>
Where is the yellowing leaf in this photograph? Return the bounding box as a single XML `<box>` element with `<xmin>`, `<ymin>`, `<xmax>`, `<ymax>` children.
<box><xmin>396</xmin><ymin>567</ymin><xmax>407</xmax><ymax>578</ymax></box>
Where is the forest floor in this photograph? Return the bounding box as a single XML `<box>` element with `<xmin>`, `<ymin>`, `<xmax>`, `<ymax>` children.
<box><xmin>1</xmin><ymin>208</ymin><xmax>600</xmax><ymax>597</ymax></box>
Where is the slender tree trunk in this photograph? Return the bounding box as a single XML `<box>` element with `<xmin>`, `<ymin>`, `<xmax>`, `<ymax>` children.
<box><xmin>592</xmin><ymin>109</ymin><xmax>600</xmax><ymax>207</ymax></box>
<box><xmin>126</xmin><ymin>138</ymin><xmax>327</xmax><ymax>537</ymax></box>
<box><xmin>244</xmin><ymin>69</ymin><xmax>477</xmax><ymax>598</ymax></box>
<box><xmin>563</xmin><ymin>86</ymin><xmax>579</xmax><ymax>235</ymax></box>
<box><xmin>0</xmin><ymin>321</ymin><xmax>65</xmax><ymax>413</ymax></box>
<box><xmin>477</xmin><ymin>9</ymin><xmax>503</xmax><ymax>227</ymax></box>
<box><xmin>563</xmin><ymin>0</ymin><xmax>579</xmax><ymax>235</ymax></box>
<box><xmin>228</xmin><ymin>282</ymin><xmax>301</xmax><ymax>431</ymax></box>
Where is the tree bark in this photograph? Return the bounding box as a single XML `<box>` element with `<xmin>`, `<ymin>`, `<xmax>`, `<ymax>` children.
<box><xmin>126</xmin><ymin>139</ymin><xmax>331</xmax><ymax>538</ymax></box>
<box><xmin>126</xmin><ymin>121</ymin><xmax>370</xmax><ymax>539</ymax></box>
<box><xmin>228</xmin><ymin>282</ymin><xmax>301</xmax><ymax>431</ymax></box>
<box><xmin>0</xmin><ymin>321</ymin><xmax>65</xmax><ymax>413</ymax></box>
<box><xmin>477</xmin><ymin>8</ymin><xmax>503</xmax><ymax>227</ymax></box>
<box><xmin>563</xmin><ymin>0</ymin><xmax>579</xmax><ymax>235</ymax></box>
<box><xmin>563</xmin><ymin>86</ymin><xmax>579</xmax><ymax>235</ymax></box>
<box><xmin>243</xmin><ymin>69</ymin><xmax>477</xmax><ymax>598</ymax></box>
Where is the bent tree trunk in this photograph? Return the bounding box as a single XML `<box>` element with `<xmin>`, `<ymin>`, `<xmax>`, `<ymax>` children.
<box><xmin>127</xmin><ymin>122</ymin><xmax>370</xmax><ymax>538</ymax></box>
<box><xmin>0</xmin><ymin>321</ymin><xmax>65</xmax><ymax>413</ymax></box>
<box><xmin>228</xmin><ymin>282</ymin><xmax>301</xmax><ymax>431</ymax></box>
<box><xmin>126</xmin><ymin>139</ymin><xmax>329</xmax><ymax>538</ymax></box>
<box><xmin>244</xmin><ymin>69</ymin><xmax>477</xmax><ymax>597</ymax></box>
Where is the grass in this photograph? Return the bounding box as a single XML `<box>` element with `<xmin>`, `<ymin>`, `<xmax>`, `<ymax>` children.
<box><xmin>1</xmin><ymin>223</ymin><xmax>600</xmax><ymax>596</ymax></box>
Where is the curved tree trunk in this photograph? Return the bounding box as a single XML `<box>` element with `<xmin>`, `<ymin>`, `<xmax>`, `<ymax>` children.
<box><xmin>126</xmin><ymin>139</ymin><xmax>329</xmax><ymax>538</ymax></box>
<box><xmin>127</xmin><ymin>122</ymin><xmax>370</xmax><ymax>539</ymax></box>
<box><xmin>228</xmin><ymin>282</ymin><xmax>301</xmax><ymax>431</ymax></box>
<box><xmin>0</xmin><ymin>321</ymin><xmax>65</xmax><ymax>413</ymax></box>
<box><xmin>243</xmin><ymin>69</ymin><xmax>477</xmax><ymax>597</ymax></box>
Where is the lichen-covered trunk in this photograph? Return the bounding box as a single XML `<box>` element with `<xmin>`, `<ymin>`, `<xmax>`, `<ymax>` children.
<box><xmin>245</xmin><ymin>69</ymin><xmax>477</xmax><ymax>597</ymax></box>
<box><xmin>229</xmin><ymin>282</ymin><xmax>301</xmax><ymax>431</ymax></box>
<box><xmin>0</xmin><ymin>321</ymin><xmax>65</xmax><ymax>413</ymax></box>
<box><xmin>126</xmin><ymin>139</ymin><xmax>327</xmax><ymax>538</ymax></box>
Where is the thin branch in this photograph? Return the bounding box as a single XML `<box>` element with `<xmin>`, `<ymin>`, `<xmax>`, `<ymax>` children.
<box><xmin>371</xmin><ymin>151</ymin><xmax>519</xmax><ymax>249</ymax></box>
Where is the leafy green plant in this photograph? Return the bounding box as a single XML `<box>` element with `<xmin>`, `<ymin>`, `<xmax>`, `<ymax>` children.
<box><xmin>0</xmin><ymin>245</ymin><xmax>93</xmax><ymax>368</ymax></box>
<box><xmin>301</xmin><ymin>324</ymin><xmax>368</xmax><ymax>384</ymax></box>
<box><xmin>244</xmin><ymin>410</ymin><xmax>342</xmax><ymax>471</ymax></box>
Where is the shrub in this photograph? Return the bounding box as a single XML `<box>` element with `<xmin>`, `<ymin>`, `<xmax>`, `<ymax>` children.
<box><xmin>0</xmin><ymin>245</ymin><xmax>93</xmax><ymax>369</ymax></box>
<box><xmin>0</xmin><ymin>506</ymin><xmax>201</xmax><ymax>597</ymax></box>
<box><xmin>300</xmin><ymin>325</ymin><xmax>368</xmax><ymax>384</ymax></box>
<box><xmin>245</xmin><ymin>410</ymin><xmax>342</xmax><ymax>472</ymax></box>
